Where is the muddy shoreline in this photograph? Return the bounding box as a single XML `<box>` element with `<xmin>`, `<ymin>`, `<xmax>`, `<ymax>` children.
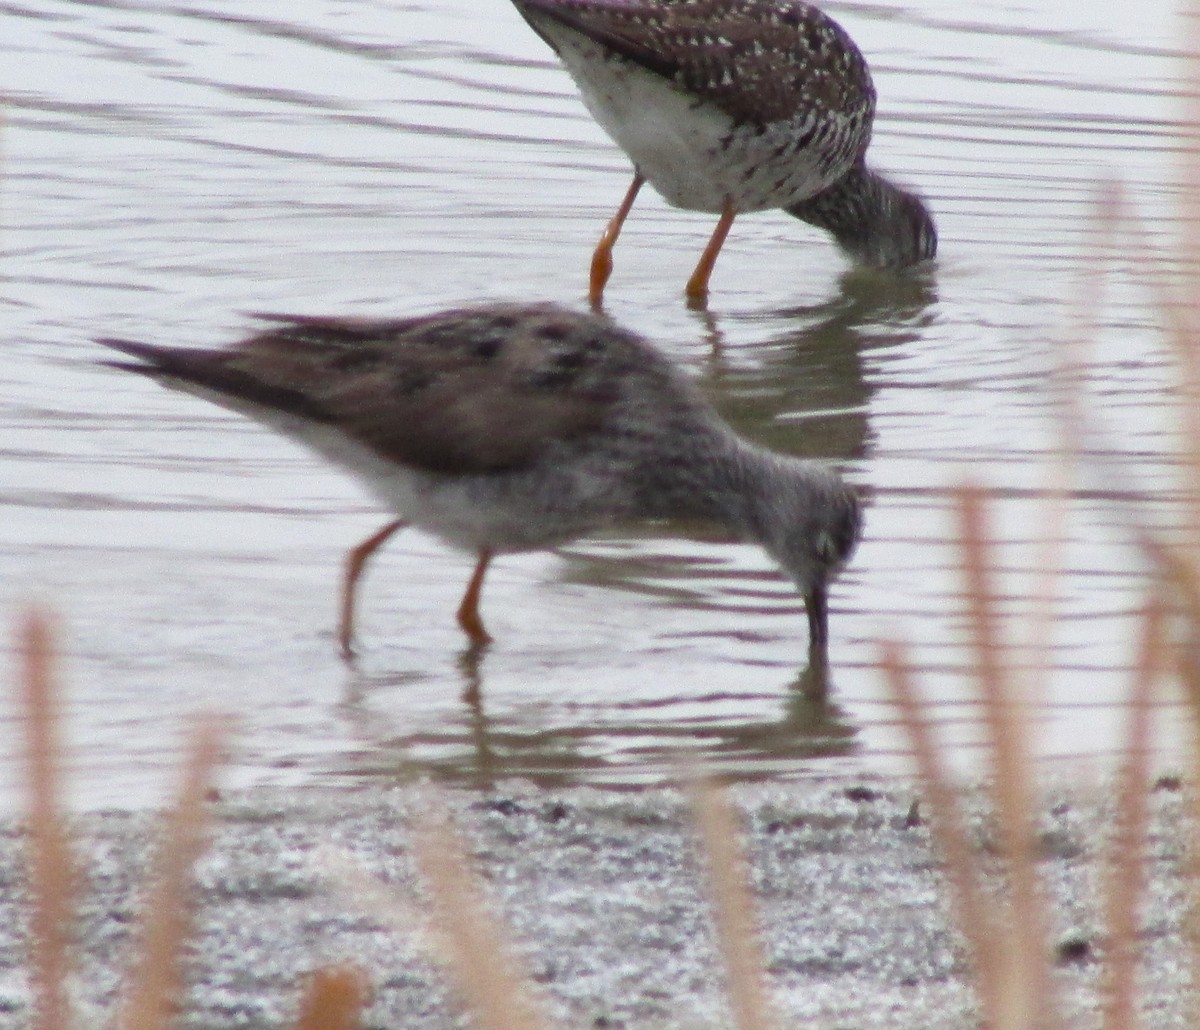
<box><xmin>0</xmin><ymin>776</ymin><xmax>1191</xmax><ymax>1028</ymax></box>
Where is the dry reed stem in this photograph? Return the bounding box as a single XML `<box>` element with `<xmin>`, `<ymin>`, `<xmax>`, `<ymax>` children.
<box><xmin>877</xmin><ymin>638</ymin><xmax>1004</xmax><ymax>1023</ymax></box>
<box><xmin>1170</xmin><ymin>583</ymin><xmax>1200</xmax><ymax>1024</ymax></box>
<box><xmin>1161</xmin><ymin>59</ymin><xmax>1200</xmax><ymax>450</ymax></box>
<box><xmin>19</xmin><ymin>609</ymin><xmax>73</xmax><ymax>1030</ymax></box>
<box><xmin>1023</xmin><ymin>465</ymin><xmax>1069</xmax><ymax>720</ymax></box>
<box><xmin>1187</xmin><ymin>727</ymin><xmax>1200</xmax><ymax>1030</ymax></box>
<box><xmin>1181</xmin><ymin>2</ymin><xmax>1200</xmax><ymax>292</ymax></box>
<box><xmin>1145</xmin><ymin>532</ymin><xmax>1200</xmax><ymax>728</ymax></box>
<box><xmin>690</xmin><ymin>779</ymin><xmax>778</xmax><ymax>1030</ymax></box>
<box><xmin>1109</xmin><ymin>193</ymin><xmax>1200</xmax><ymax>553</ymax></box>
<box><xmin>1184</xmin><ymin>2</ymin><xmax>1200</xmax><ymax>531</ymax></box>
<box><xmin>293</xmin><ymin>964</ymin><xmax>369</xmax><ymax>1030</ymax></box>
<box><xmin>1124</xmin><ymin>296</ymin><xmax>1200</xmax><ymax>1025</ymax></box>
<box><xmin>1101</xmin><ymin>594</ymin><xmax>1167</xmax><ymax>1030</ymax></box>
<box><xmin>955</xmin><ymin>485</ymin><xmax>1057</xmax><ymax>1025</ymax></box>
<box><xmin>116</xmin><ymin>714</ymin><xmax>226</xmax><ymax>1030</ymax></box>
<box><xmin>1030</xmin><ymin>183</ymin><xmax>1121</xmax><ymax>687</ymax></box>
<box><xmin>411</xmin><ymin>810</ymin><xmax>549</xmax><ymax>1030</ymax></box>
<box><xmin>1171</xmin><ymin>11</ymin><xmax>1200</xmax><ymax>993</ymax></box>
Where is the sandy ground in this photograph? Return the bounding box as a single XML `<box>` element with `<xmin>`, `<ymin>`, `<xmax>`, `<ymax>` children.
<box><xmin>0</xmin><ymin>776</ymin><xmax>1193</xmax><ymax>1028</ymax></box>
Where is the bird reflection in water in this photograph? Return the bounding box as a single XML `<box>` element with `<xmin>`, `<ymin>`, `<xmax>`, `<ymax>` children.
<box><xmin>335</xmin><ymin>269</ymin><xmax>938</xmax><ymax>788</ymax></box>
<box><xmin>338</xmin><ymin>647</ymin><xmax>858</xmax><ymax>793</ymax></box>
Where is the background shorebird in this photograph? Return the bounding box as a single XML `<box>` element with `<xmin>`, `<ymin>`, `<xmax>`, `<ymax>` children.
<box><xmin>510</xmin><ymin>0</ymin><xmax>937</xmax><ymax>303</ymax></box>
<box><xmin>97</xmin><ymin>304</ymin><xmax>862</xmax><ymax>673</ymax></box>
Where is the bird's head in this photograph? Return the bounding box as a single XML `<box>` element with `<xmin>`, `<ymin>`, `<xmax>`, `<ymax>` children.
<box><xmin>755</xmin><ymin>466</ymin><xmax>864</xmax><ymax>662</ymax></box>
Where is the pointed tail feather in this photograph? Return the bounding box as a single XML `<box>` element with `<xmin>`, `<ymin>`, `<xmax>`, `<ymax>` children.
<box><xmin>94</xmin><ymin>338</ymin><xmax>331</xmax><ymax>423</ymax></box>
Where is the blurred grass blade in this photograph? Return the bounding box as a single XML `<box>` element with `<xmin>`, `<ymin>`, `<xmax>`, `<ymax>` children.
<box><xmin>1030</xmin><ymin>183</ymin><xmax>1120</xmax><ymax>701</ymax></box>
<box><xmin>954</xmin><ymin>484</ymin><xmax>1056</xmax><ymax>1023</ymax></box>
<box><xmin>1149</xmin><ymin>540</ymin><xmax>1200</xmax><ymax>725</ymax></box>
<box><xmin>1102</xmin><ymin>594</ymin><xmax>1167</xmax><ymax>1030</ymax></box>
<box><xmin>1167</xmin><ymin>553</ymin><xmax>1200</xmax><ymax>1020</ymax></box>
<box><xmin>691</xmin><ymin>779</ymin><xmax>778</xmax><ymax>1030</ymax></box>
<box><xmin>1175</xmin><ymin>4</ymin><xmax>1200</xmax><ymax>1007</ymax></box>
<box><xmin>19</xmin><ymin>609</ymin><xmax>72</xmax><ymax>1030</ymax></box>
<box><xmin>294</xmin><ymin>964</ymin><xmax>369</xmax><ymax>1030</ymax></box>
<box><xmin>1189</xmin><ymin>734</ymin><xmax>1200</xmax><ymax>1030</ymax></box>
<box><xmin>1109</xmin><ymin>193</ymin><xmax>1200</xmax><ymax>551</ymax></box>
<box><xmin>412</xmin><ymin>809</ymin><xmax>549</xmax><ymax>1030</ymax></box>
<box><xmin>1180</xmin><ymin>0</ymin><xmax>1200</xmax><ymax>290</ymax></box>
<box><xmin>117</xmin><ymin>714</ymin><xmax>226</xmax><ymax>1030</ymax></box>
<box><xmin>878</xmin><ymin>637</ymin><xmax>1004</xmax><ymax>1022</ymax></box>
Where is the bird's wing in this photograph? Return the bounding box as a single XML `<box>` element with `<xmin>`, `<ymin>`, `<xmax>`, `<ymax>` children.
<box><xmin>514</xmin><ymin>0</ymin><xmax>874</xmax><ymax>126</ymax></box>
<box><xmin>98</xmin><ymin>305</ymin><xmax>625</xmax><ymax>476</ymax></box>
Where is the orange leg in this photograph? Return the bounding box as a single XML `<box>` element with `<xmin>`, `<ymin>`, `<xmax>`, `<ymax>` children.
<box><xmin>456</xmin><ymin>549</ymin><xmax>494</xmax><ymax>647</ymax></box>
<box><xmin>589</xmin><ymin>173</ymin><xmax>644</xmax><ymax>307</ymax></box>
<box><xmin>685</xmin><ymin>199</ymin><xmax>737</xmax><ymax>304</ymax></box>
<box><xmin>338</xmin><ymin>518</ymin><xmax>407</xmax><ymax>660</ymax></box>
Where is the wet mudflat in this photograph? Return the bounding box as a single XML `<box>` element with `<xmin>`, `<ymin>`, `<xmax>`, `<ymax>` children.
<box><xmin>0</xmin><ymin>779</ymin><xmax>1192</xmax><ymax>1028</ymax></box>
<box><xmin>2</xmin><ymin>1</ymin><xmax>1191</xmax><ymax>798</ymax></box>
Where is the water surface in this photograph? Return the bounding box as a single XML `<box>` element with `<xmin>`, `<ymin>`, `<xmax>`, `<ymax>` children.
<box><xmin>1</xmin><ymin>0</ymin><xmax>1190</xmax><ymax>808</ymax></box>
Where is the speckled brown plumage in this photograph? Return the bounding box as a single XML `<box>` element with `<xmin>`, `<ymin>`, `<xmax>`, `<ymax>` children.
<box><xmin>518</xmin><ymin>0</ymin><xmax>874</xmax><ymax>128</ymax></box>
<box><xmin>97</xmin><ymin>303</ymin><xmax>862</xmax><ymax>671</ymax></box>
<box><xmin>511</xmin><ymin>0</ymin><xmax>935</xmax><ymax>300</ymax></box>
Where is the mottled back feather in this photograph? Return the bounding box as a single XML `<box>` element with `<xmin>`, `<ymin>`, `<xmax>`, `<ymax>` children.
<box><xmin>513</xmin><ymin>0</ymin><xmax>874</xmax><ymax>129</ymax></box>
<box><xmin>98</xmin><ymin>305</ymin><xmax>671</xmax><ymax>476</ymax></box>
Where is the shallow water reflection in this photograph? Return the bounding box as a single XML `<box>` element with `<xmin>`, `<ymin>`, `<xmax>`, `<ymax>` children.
<box><xmin>1</xmin><ymin>0</ymin><xmax>1191</xmax><ymax>808</ymax></box>
<box><xmin>342</xmin><ymin>652</ymin><xmax>860</xmax><ymax>790</ymax></box>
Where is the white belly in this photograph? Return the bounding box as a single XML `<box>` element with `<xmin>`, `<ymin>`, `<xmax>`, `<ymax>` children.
<box><xmin>536</xmin><ymin>20</ymin><xmax>835</xmax><ymax>212</ymax></box>
<box><xmin>204</xmin><ymin>400</ymin><xmax>613</xmax><ymax>554</ymax></box>
<box><xmin>278</xmin><ymin>419</ymin><xmax>583</xmax><ymax>552</ymax></box>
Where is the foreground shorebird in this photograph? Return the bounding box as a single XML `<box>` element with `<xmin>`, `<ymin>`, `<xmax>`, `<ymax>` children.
<box><xmin>98</xmin><ymin>304</ymin><xmax>861</xmax><ymax>666</ymax></box>
<box><xmin>511</xmin><ymin>0</ymin><xmax>936</xmax><ymax>302</ymax></box>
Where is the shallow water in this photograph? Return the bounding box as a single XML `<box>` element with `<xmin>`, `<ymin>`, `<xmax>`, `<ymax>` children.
<box><xmin>2</xmin><ymin>0</ymin><xmax>1191</xmax><ymax>809</ymax></box>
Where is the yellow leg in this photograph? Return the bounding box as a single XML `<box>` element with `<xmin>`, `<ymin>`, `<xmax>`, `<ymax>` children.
<box><xmin>589</xmin><ymin>173</ymin><xmax>644</xmax><ymax>307</ymax></box>
<box><xmin>685</xmin><ymin>200</ymin><xmax>737</xmax><ymax>304</ymax></box>
<box><xmin>338</xmin><ymin>518</ymin><xmax>407</xmax><ymax>660</ymax></box>
<box><xmin>456</xmin><ymin>550</ymin><xmax>494</xmax><ymax>646</ymax></box>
